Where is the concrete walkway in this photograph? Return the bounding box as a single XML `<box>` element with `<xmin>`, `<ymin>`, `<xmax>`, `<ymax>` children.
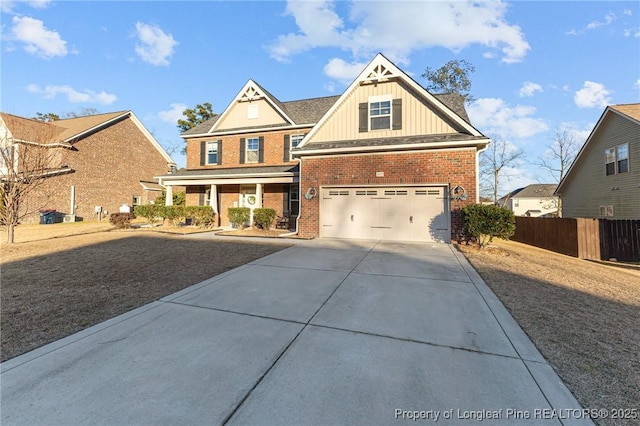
<box><xmin>1</xmin><ymin>239</ymin><xmax>592</xmax><ymax>425</ymax></box>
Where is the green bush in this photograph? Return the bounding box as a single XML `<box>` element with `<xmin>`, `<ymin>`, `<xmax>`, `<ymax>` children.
<box><xmin>160</xmin><ymin>205</ymin><xmax>186</xmax><ymax>226</ymax></box>
<box><xmin>228</xmin><ymin>207</ymin><xmax>250</xmax><ymax>228</ymax></box>
<box><xmin>154</xmin><ymin>190</ymin><xmax>186</xmax><ymax>207</ymax></box>
<box><xmin>185</xmin><ymin>206</ymin><xmax>216</xmax><ymax>228</ymax></box>
<box><xmin>462</xmin><ymin>204</ymin><xmax>515</xmax><ymax>248</ymax></box>
<box><xmin>109</xmin><ymin>212</ymin><xmax>136</xmax><ymax>229</ymax></box>
<box><xmin>253</xmin><ymin>208</ymin><xmax>276</xmax><ymax>230</ymax></box>
<box><xmin>134</xmin><ymin>204</ymin><xmax>159</xmax><ymax>224</ymax></box>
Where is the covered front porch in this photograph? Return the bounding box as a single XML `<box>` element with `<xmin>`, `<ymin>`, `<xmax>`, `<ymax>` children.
<box><xmin>156</xmin><ymin>166</ymin><xmax>299</xmax><ymax>229</ymax></box>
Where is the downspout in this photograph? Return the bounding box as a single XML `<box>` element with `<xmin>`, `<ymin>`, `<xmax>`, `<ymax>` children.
<box><xmin>278</xmin><ymin>157</ymin><xmax>301</xmax><ymax>238</ymax></box>
<box><xmin>476</xmin><ymin>141</ymin><xmax>490</xmax><ymax>203</ymax></box>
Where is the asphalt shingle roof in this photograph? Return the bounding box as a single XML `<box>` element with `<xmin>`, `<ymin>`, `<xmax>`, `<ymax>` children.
<box><xmin>158</xmin><ymin>165</ymin><xmax>298</xmax><ymax>179</ymax></box>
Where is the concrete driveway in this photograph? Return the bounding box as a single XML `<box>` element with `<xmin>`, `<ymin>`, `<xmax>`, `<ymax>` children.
<box><xmin>1</xmin><ymin>239</ymin><xmax>591</xmax><ymax>425</ymax></box>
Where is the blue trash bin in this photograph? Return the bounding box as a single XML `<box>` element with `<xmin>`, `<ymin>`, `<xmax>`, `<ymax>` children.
<box><xmin>39</xmin><ymin>209</ymin><xmax>56</xmax><ymax>224</ymax></box>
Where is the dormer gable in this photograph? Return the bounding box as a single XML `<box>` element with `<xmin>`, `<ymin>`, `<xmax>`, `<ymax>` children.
<box><xmin>209</xmin><ymin>79</ymin><xmax>296</xmax><ymax>133</ymax></box>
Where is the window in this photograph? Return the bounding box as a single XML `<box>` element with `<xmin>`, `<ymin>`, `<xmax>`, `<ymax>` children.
<box><xmin>206</xmin><ymin>141</ymin><xmax>218</xmax><ymax>165</ymax></box>
<box><xmin>605</xmin><ymin>144</ymin><xmax>629</xmax><ymax>175</ymax></box>
<box><xmin>370</xmin><ymin>100</ymin><xmax>391</xmax><ymax>130</ymax></box>
<box><xmin>247</xmin><ymin>104</ymin><xmax>258</xmax><ymax>119</ymax></box>
<box><xmin>599</xmin><ymin>205</ymin><xmax>614</xmax><ymax>217</ymax></box>
<box><xmin>616</xmin><ymin>144</ymin><xmax>629</xmax><ymax>173</ymax></box>
<box><xmin>291</xmin><ymin>134</ymin><xmax>303</xmax><ymax>150</ymax></box>
<box><xmin>132</xmin><ymin>196</ymin><xmax>141</xmax><ymax>206</ymax></box>
<box><xmin>289</xmin><ymin>185</ymin><xmax>299</xmax><ymax>216</ymax></box>
<box><xmin>513</xmin><ymin>199</ymin><xmax>519</xmax><ymax>208</ymax></box>
<box><xmin>246</xmin><ymin>138</ymin><xmax>259</xmax><ymax>163</ymax></box>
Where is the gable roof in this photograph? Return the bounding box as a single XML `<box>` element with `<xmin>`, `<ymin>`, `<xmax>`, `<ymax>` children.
<box><xmin>1</xmin><ymin>111</ymin><xmax>175</xmax><ymax>165</ymax></box>
<box><xmin>556</xmin><ymin>103</ymin><xmax>639</xmax><ymax>194</ymax></box>
<box><xmin>512</xmin><ymin>184</ymin><xmax>558</xmax><ymax>198</ymax></box>
<box><xmin>298</xmin><ymin>53</ymin><xmax>485</xmax><ymax>151</ymax></box>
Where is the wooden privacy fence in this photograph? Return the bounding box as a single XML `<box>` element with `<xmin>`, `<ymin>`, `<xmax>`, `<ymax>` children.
<box><xmin>512</xmin><ymin>217</ymin><xmax>640</xmax><ymax>262</ymax></box>
<box><xmin>512</xmin><ymin>217</ymin><xmax>598</xmax><ymax>259</ymax></box>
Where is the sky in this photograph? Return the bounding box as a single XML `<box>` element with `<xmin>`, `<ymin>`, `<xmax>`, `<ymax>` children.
<box><xmin>1</xmin><ymin>0</ymin><xmax>639</xmax><ymax>197</ymax></box>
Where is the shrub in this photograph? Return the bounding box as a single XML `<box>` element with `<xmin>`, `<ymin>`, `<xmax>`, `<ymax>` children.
<box><xmin>109</xmin><ymin>212</ymin><xmax>136</xmax><ymax>229</ymax></box>
<box><xmin>228</xmin><ymin>207</ymin><xmax>250</xmax><ymax>228</ymax></box>
<box><xmin>161</xmin><ymin>205</ymin><xmax>186</xmax><ymax>226</ymax></box>
<box><xmin>462</xmin><ymin>204</ymin><xmax>515</xmax><ymax>248</ymax></box>
<box><xmin>154</xmin><ymin>190</ymin><xmax>186</xmax><ymax>207</ymax></box>
<box><xmin>253</xmin><ymin>208</ymin><xmax>277</xmax><ymax>230</ymax></box>
<box><xmin>134</xmin><ymin>204</ymin><xmax>159</xmax><ymax>224</ymax></box>
<box><xmin>185</xmin><ymin>206</ymin><xmax>216</xmax><ymax>228</ymax></box>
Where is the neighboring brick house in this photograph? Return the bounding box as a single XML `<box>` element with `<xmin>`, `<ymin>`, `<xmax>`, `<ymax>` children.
<box><xmin>556</xmin><ymin>104</ymin><xmax>640</xmax><ymax>219</ymax></box>
<box><xmin>0</xmin><ymin>111</ymin><xmax>175</xmax><ymax>223</ymax></box>
<box><xmin>158</xmin><ymin>54</ymin><xmax>489</xmax><ymax>242</ymax></box>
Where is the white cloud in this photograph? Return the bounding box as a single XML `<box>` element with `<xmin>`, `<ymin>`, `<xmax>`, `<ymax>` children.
<box><xmin>134</xmin><ymin>22</ymin><xmax>178</xmax><ymax>66</ymax></box>
<box><xmin>574</xmin><ymin>81</ymin><xmax>611</xmax><ymax>109</ymax></box>
<box><xmin>1</xmin><ymin>0</ymin><xmax>51</xmax><ymax>13</ymax></box>
<box><xmin>634</xmin><ymin>78</ymin><xmax>640</xmax><ymax>90</ymax></box>
<box><xmin>158</xmin><ymin>103</ymin><xmax>187</xmax><ymax>123</ymax></box>
<box><xmin>323</xmin><ymin>58</ymin><xmax>367</xmax><ymax>83</ymax></box>
<box><xmin>269</xmin><ymin>0</ymin><xmax>530</xmax><ymax>67</ymax></box>
<box><xmin>27</xmin><ymin>84</ymin><xmax>117</xmax><ymax>104</ymax></box>
<box><xmin>10</xmin><ymin>16</ymin><xmax>67</xmax><ymax>58</ymax></box>
<box><xmin>468</xmin><ymin>98</ymin><xmax>548</xmax><ymax>139</ymax></box>
<box><xmin>518</xmin><ymin>81</ymin><xmax>543</xmax><ymax>97</ymax></box>
<box><xmin>586</xmin><ymin>12</ymin><xmax>616</xmax><ymax>30</ymax></box>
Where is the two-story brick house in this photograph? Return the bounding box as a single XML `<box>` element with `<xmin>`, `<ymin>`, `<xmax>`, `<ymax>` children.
<box><xmin>158</xmin><ymin>54</ymin><xmax>489</xmax><ymax>242</ymax></box>
<box><xmin>1</xmin><ymin>111</ymin><xmax>175</xmax><ymax>223</ymax></box>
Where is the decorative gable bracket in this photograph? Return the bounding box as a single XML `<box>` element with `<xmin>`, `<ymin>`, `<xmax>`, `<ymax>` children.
<box><xmin>361</xmin><ymin>63</ymin><xmax>400</xmax><ymax>84</ymax></box>
<box><xmin>239</xmin><ymin>85</ymin><xmax>264</xmax><ymax>103</ymax></box>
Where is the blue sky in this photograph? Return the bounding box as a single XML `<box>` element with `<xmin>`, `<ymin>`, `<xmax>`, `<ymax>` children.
<box><xmin>2</xmin><ymin>0</ymin><xmax>639</xmax><ymax>196</ymax></box>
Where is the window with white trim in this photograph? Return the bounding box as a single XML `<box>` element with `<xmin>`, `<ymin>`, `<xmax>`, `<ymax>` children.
<box><xmin>605</xmin><ymin>143</ymin><xmax>629</xmax><ymax>175</ymax></box>
<box><xmin>289</xmin><ymin>185</ymin><xmax>299</xmax><ymax>216</ymax></box>
<box><xmin>246</xmin><ymin>138</ymin><xmax>259</xmax><ymax>163</ymax></box>
<box><xmin>206</xmin><ymin>141</ymin><xmax>219</xmax><ymax>165</ymax></box>
<box><xmin>370</xmin><ymin>99</ymin><xmax>391</xmax><ymax>130</ymax></box>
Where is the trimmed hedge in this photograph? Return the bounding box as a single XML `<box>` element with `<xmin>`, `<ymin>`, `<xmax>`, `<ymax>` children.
<box><xmin>134</xmin><ymin>204</ymin><xmax>159</xmax><ymax>224</ymax></box>
<box><xmin>109</xmin><ymin>212</ymin><xmax>136</xmax><ymax>229</ymax></box>
<box><xmin>253</xmin><ymin>208</ymin><xmax>276</xmax><ymax>230</ymax></box>
<box><xmin>228</xmin><ymin>207</ymin><xmax>250</xmax><ymax>228</ymax></box>
<box><xmin>462</xmin><ymin>204</ymin><xmax>515</xmax><ymax>248</ymax></box>
<box><xmin>185</xmin><ymin>206</ymin><xmax>216</xmax><ymax>228</ymax></box>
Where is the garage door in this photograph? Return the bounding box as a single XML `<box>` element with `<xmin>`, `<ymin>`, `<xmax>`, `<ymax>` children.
<box><xmin>320</xmin><ymin>186</ymin><xmax>449</xmax><ymax>242</ymax></box>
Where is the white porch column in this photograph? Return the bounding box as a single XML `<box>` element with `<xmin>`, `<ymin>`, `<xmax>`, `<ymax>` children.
<box><xmin>165</xmin><ymin>185</ymin><xmax>173</xmax><ymax>206</ymax></box>
<box><xmin>255</xmin><ymin>183</ymin><xmax>263</xmax><ymax>208</ymax></box>
<box><xmin>209</xmin><ymin>184</ymin><xmax>218</xmax><ymax>214</ymax></box>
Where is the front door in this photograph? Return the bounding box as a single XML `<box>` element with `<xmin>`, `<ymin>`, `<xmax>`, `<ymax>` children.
<box><xmin>240</xmin><ymin>184</ymin><xmax>258</xmax><ymax>225</ymax></box>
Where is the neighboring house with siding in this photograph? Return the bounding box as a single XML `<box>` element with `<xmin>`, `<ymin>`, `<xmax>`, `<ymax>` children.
<box><xmin>0</xmin><ymin>111</ymin><xmax>175</xmax><ymax>223</ymax></box>
<box><xmin>498</xmin><ymin>184</ymin><xmax>559</xmax><ymax>217</ymax></box>
<box><xmin>555</xmin><ymin>104</ymin><xmax>640</xmax><ymax>219</ymax></box>
<box><xmin>158</xmin><ymin>53</ymin><xmax>490</xmax><ymax>242</ymax></box>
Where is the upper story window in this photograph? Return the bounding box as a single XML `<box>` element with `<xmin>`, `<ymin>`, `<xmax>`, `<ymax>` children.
<box><xmin>605</xmin><ymin>143</ymin><xmax>628</xmax><ymax>175</ymax></box>
<box><xmin>370</xmin><ymin>100</ymin><xmax>391</xmax><ymax>130</ymax></box>
<box><xmin>247</xmin><ymin>104</ymin><xmax>258</xmax><ymax>119</ymax></box>
<box><xmin>246</xmin><ymin>137</ymin><xmax>259</xmax><ymax>163</ymax></box>
<box><xmin>291</xmin><ymin>134</ymin><xmax>304</xmax><ymax>150</ymax></box>
<box><xmin>206</xmin><ymin>141</ymin><xmax>218</xmax><ymax>165</ymax></box>
<box><xmin>359</xmin><ymin>97</ymin><xmax>401</xmax><ymax>133</ymax></box>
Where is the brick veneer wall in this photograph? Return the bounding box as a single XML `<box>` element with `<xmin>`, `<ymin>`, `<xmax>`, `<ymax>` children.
<box><xmin>298</xmin><ymin>149</ymin><xmax>478</xmax><ymax>240</ymax></box>
<box><xmin>185</xmin><ymin>128</ymin><xmax>311</xmax><ymax>169</ymax></box>
<box><xmin>24</xmin><ymin>116</ymin><xmax>170</xmax><ymax>223</ymax></box>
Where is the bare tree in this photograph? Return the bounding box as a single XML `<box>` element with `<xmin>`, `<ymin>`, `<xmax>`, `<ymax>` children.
<box><xmin>480</xmin><ymin>136</ymin><xmax>525</xmax><ymax>203</ymax></box>
<box><xmin>535</xmin><ymin>129</ymin><xmax>581</xmax><ymax>183</ymax></box>
<box><xmin>1</xmin><ymin>117</ymin><xmax>64</xmax><ymax>243</ymax></box>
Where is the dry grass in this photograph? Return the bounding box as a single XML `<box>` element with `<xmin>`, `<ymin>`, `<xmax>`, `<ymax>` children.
<box><xmin>1</xmin><ymin>223</ymin><xmax>290</xmax><ymax>362</ymax></box>
<box><xmin>458</xmin><ymin>240</ymin><xmax>640</xmax><ymax>426</ymax></box>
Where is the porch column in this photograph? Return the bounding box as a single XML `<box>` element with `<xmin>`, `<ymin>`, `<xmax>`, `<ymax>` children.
<box><xmin>256</xmin><ymin>183</ymin><xmax>263</xmax><ymax>208</ymax></box>
<box><xmin>165</xmin><ymin>185</ymin><xmax>173</xmax><ymax>206</ymax></box>
<box><xmin>209</xmin><ymin>184</ymin><xmax>218</xmax><ymax>214</ymax></box>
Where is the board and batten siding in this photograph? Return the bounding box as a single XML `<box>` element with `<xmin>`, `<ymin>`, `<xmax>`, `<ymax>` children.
<box><xmin>310</xmin><ymin>80</ymin><xmax>458</xmax><ymax>143</ymax></box>
<box><xmin>561</xmin><ymin>112</ymin><xmax>640</xmax><ymax>219</ymax></box>
<box><xmin>215</xmin><ymin>98</ymin><xmax>288</xmax><ymax>130</ymax></box>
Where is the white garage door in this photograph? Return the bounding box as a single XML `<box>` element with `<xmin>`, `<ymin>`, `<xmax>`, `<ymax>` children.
<box><xmin>320</xmin><ymin>186</ymin><xmax>449</xmax><ymax>242</ymax></box>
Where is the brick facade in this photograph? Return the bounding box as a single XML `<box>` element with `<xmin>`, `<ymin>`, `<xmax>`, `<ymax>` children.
<box><xmin>24</xmin><ymin>116</ymin><xmax>171</xmax><ymax>223</ymax></box>
<box><xmin>298</xmin><ymin>149</ymin><xmax>477</xmax><ymax>240</ymax></box>
<box><xmin>186</xmin><ymin>128</ymin><xmax>310</xmax><ymax>169</ymax></box>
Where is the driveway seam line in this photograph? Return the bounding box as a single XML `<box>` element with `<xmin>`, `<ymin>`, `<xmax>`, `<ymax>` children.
<box><xmin>221</xmin><ymin>240</ymin><xmax>380</xmax><ymax>425</ymax></box>
<box><xmin>163</xmin><ymin>300</ymin><xmax>307</xmax><ymax>326</ymax></box>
